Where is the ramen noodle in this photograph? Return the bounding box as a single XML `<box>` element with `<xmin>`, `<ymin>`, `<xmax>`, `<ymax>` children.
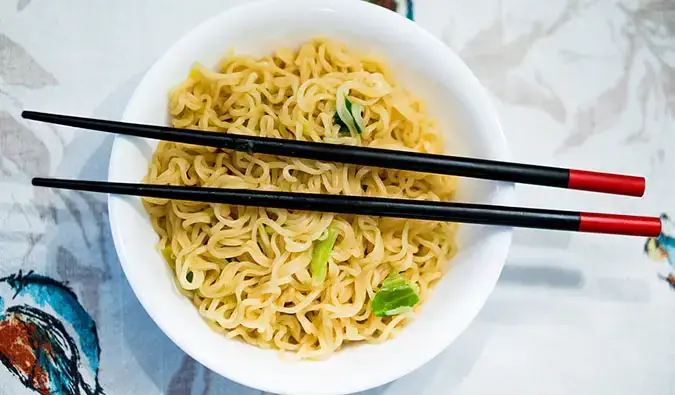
<box><xmin>142</xmin><ymin>38</ymin><xmax>458</xmax><ymax>359</ymax></box>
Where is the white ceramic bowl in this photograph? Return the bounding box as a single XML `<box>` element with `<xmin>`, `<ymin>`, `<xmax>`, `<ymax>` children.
<box><xmin>108</xmin><ymin>1</ymin><xmax>514</xmax><ymax>394</ymax></box>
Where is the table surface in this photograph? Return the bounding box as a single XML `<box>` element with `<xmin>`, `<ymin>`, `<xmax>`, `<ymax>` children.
<box><xmin>1</xmin><ymin>0</ymin><xmax>674</xmax><ymax>394</ymax></box>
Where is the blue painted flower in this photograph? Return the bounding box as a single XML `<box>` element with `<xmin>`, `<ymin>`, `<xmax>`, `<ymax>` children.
<box><xmin>644</xmin><ymin>214</ymin><xmax>675</xmax><ymax>288</ymax></box>
<box><xmin>0</xmin><ymin>271</ymin><xmax>103</xmax><ymax>395</ymax></box>
<box><xmin>365</xmin><ymin>0</ymin><xmax>414</xmax><ymax>20</ymax></box>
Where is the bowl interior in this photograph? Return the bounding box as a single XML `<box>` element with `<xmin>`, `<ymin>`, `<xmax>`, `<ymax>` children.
<box><xmin>108</xmin><ymin>1</ymin><xmax>514</xmax><ymax>394</ymax></box>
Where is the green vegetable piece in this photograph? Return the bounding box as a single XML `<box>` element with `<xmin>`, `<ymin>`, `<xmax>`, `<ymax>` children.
<box><xmin>383</xmin><ymin>306</ymin><xmax>413</xmax><ymax>316</ymax></box>
<box><xmin>345</xmin><ymin>97</ymin><xmax>353</xmax><ymax>114</ymax></box>
<box><xmin>382</xmin><ymin>272</ymin><xmax>407</xmax><ymax>289</ymax></box>
<box><xmin>335</xmin><ymin>95</ymin><xmax>364</xmax><ymax>135</ymax></box>
<box><xmin>161</xmin><ymin>246</ymin><xmax>175</xmax><ymax>264</ymax></box>
<box><xmin>310</xmin><ymin>227</ymin><xmax>340</xmax><ymax>284</ymax></box>
<box><xmin>163</xmin><ymin>245</ymin><xmax>194</xmax><ymax>283</ymax></box>
<box><xmin>334</xmin><ymin>112</ymin><xmax>349</xmax><ymax>135</ymax></box>
<box><xmin>349</xmin><ymin>101</ymin><xmax>365</xmax><ymax>134</ymax></box>
<box><xmin>371</xmin><ymin>273</ymin><xmax>420</xmax><ymax>317</ymax></box>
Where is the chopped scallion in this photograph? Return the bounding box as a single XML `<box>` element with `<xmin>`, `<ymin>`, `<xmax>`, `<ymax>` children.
<box><xmin>350</xmin><ymin>102</ymin><xmax>365</xmax><ymax>134</ymax></box>
<box><xmin>335</xmin><ymin>86</ymin><xmax>364</xmax><ymax>134</ymax></box>
<box><xmin>310</xmin><ymin>227</ymin><xmax>340</xmax><ymax>284</ymax></box>
<box><xmin>334</xmin><ymin>112</ymin><xmax>349</xmax><ymax>135</ymax></box>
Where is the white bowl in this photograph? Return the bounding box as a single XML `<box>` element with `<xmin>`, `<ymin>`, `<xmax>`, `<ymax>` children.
<box><xmin>108</xmin><ymin>1</ymin><xmax>514</xmax><ymax>394</ymax></box>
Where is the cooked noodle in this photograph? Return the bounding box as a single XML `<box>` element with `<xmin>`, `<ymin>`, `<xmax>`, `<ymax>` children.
<box><xmin>142</xmin><ymin>38</ymin><xmax>458</xmax><ymax>359</ymax></box>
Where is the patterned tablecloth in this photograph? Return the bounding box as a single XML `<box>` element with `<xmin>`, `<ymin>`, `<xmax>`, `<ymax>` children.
<box><xmin>1</xmin><ymin>0</ymin><xmax>674</xmax><ymax>394</ymax></box>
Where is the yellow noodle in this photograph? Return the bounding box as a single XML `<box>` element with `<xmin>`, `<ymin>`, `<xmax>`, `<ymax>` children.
<box><xmin>143</xmin><ymin>37</ymin><xmax>458</xmax><ymax>360</ymax></box>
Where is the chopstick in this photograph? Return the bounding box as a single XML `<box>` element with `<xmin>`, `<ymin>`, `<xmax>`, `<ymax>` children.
<box><xmin>22</xmin><ymin>111</ymin><xmax>646</xmax><ymax>197</ymax></box>
<box><xmin>32</xmin><ymin>177</ymin><xmax>662</xmax><ymax>237</ymax></box>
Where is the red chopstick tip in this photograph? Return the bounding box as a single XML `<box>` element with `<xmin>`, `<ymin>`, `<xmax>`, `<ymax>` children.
<box><xmin>568</xmin><ymin>170</ymin><xmax>645</xmax><ymax>197</ymax></box>
<box><xmin>579</xmin><ymin>213</ymin><xmax>662</xmax><ymax>237</ymax></box>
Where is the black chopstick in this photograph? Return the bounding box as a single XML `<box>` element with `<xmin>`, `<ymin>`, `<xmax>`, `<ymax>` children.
<box><xmin>31</xmin><ymin>178</ymin><xmax>661</xmax><ymax>237</ymax></box>
<box><xmin>22</xmin><ymin>111</ymin><xmax>646</xmax><ymax>197</ymax></box>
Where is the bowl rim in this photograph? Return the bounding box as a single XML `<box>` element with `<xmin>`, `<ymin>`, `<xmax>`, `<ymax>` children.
<box><xmin>108</xmin><ymin>0</ymin><xmax>514</xmax><ymax>394</ymax></box>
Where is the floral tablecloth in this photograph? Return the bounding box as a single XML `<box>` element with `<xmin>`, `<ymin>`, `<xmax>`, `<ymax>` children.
<box><xmin>1</xmin><ymin>0</ymin><xmax>674</xmax><ymax>394</ymax></box>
